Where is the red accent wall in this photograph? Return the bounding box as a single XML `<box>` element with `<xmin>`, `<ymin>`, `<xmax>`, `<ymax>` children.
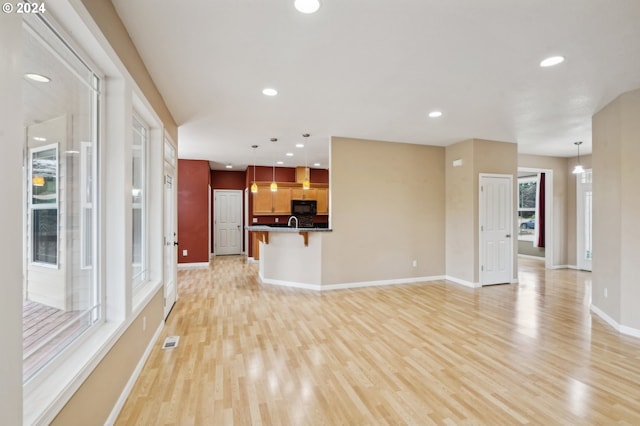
<box><xmin>210</xmin><ymin>170</ymin><xmax>246</xmax><ymax>253</ymax></box>
<box><xmin>177</xmin><ymin>159</ymin><xmax>211</xmax><ymax>263</ymax></box>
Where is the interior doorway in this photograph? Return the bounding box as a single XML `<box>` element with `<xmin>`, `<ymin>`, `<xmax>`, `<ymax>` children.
<box><xmin>163</xmin><ymin>137</ymin><xmax>177</xmax><ymax>319</ymax></box>
<box><xmin>517</xmin><ymin>167</ymin><xmax>554</xmax><ymax>270</ymax></box>
<box><xmin>479</xmin><ymin>174</ymin><xmax>513</xmax><ymax>285</ymax></box>
<box><xmin>577</xmin><ymin>169</ymin><xmax>593</xmax><ymax>271</ymax></box>
<box><xmin>213</xmin><ymin>189</ymin><xmax>243</xmax><ymax>255</ymax></box>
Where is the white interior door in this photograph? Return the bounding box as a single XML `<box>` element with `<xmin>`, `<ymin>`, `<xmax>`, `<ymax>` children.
<box><xmin>163</xmin><ymin>143</ymin><xmax>177</xmax><ymax>319</ymax></box>
<box><xmin>480</xmin><ymin>175</ymin><xmax>513</xmax><ymax>285</ymax></box>
<box><xmin>214</xmin><ymin>190</ymin><xmax>242</xmax><ymax>255</ymax></box>
<box><xmin>577</xmin><ymin>169</ymin><xmax>592</xmax><ymax>271</ymax></box>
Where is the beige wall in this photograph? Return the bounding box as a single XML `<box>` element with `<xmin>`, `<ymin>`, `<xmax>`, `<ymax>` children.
<box><xmin>79</xmin><ymin>0</ymin><xmax>177</xmax><ymax>142</ymax></box>
<box><xmin>446</xmin><ymin>139</ymin><xmax>518</xmax><ymax>284</ymax></box>
<box><xmin>52</xmin><ymin>293</ymin><xmax>164</xmax><ymax>425</ymax></box>
<box><xmin>322</xmin><ymin>137</ymin><xmax>445</xmax><ymax>285</ymax></box>
<box><xmin>445</xmin><ymin>140</ymin><xmax>475</xmax><ymax>282</ymax></box>
<box><xmin>592</xmin><ymin>88</ymin><xmax>640</xmax><ymax>330</ymax></box>
<box><xmin>0</xmin><ymin>12</ymin><xmax>25</xmax><ymax>425</ymax></box>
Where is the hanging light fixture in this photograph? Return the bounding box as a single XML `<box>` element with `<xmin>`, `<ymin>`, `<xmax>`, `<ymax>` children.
<box><xmin>270</xmin><ymin>138</ymin><xmax>278</xmax><ymax>192</ymax></box>
<box><xmin>302</xmin><ymin>133</ymin><xmax>311</xmax><ymax>190</ymax></box>
<box><xmin>572</xmin><ymin>141</ymin><xmax>585</xmax><ymax>174</ymax></box>
<box><xmin>250</xmin><ymin>145</ymin><xmax>258</xmax><ymax>193</ymax></box>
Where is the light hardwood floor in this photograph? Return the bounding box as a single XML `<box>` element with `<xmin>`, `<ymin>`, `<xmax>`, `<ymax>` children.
<box><xmin>116</xmin><ymin>256</ymin><xmax>640</xmax><ymax>425</ymax></box>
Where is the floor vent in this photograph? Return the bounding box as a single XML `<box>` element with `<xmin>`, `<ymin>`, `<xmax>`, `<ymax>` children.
<box><xmin>162</xmin><ymin>336</ymin><xmax>180</xmax><ymax>349</ymax></box>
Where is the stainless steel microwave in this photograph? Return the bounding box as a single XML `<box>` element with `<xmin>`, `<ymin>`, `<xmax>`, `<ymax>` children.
<box><xmin>291</xmin><ymin>199</ymin><xmax>317</xmax><ymax>216</ymax></box>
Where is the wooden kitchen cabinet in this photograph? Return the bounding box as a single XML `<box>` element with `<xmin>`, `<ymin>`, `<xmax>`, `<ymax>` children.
<box><xmin>253</xmin><ymin>185</ymin><xmax>275</xmax><ymax>215</ymax></box>
<box><xmin>291</xmin><ymin>188</ymin><xmax>317</xmax><ymax>200</ymax></box>
<box><xmin>252</xmin><ymin>182</ymin><xmax>328</xmax><ymax>215</ymax></box>
<box><xmin>316</xmin><ymin>188</ymin><xmax>329</xmax><ymax>214</ymax></box>
<box><xmin>272</xmin><ymin>187</ymin><xmax>291</xmax><ymax>214</ymax></box>
<box><xmin>253</xmin><ymin>185</ymin><xmax>291</xmax><ymax>215</ymax></box>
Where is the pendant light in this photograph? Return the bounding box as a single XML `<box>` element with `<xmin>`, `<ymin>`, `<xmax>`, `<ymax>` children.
<box><xmin>302</xmin><ymin>133</ymin><xmax>311</xmax><ymax>190</ymax></box>
<box><xmin>572</xmin><ymin>141</ymin><xmax>585</xmax><ymax>174</ymax></box>
<box><xmin>250</xmin><ymin>145</ymin><xmax>258</xmax><ymax>193</ymax></box>
<box><xmin>270</xmin><ymin>138</ymin><xmax>278</xmax><ymax>192</ymax></box>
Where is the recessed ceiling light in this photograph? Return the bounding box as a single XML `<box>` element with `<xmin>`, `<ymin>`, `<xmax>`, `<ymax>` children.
<box><xmin>25</xmin><ymin>73</ymin><xmax>51</xmax><ymax>83</ymax></box>
<box><xmin>225</xmin><ymin>164</ymin><xmax>233</xmax><ymax>169</ymax></box>
<box><xmin>262</xmin><ymin>88</ymin><xmax>278</xmax><ymax>96</ymax></box>
<box><xmin>540</xmin><ymin>56</ymin><xmax>565</xmax><ymax>67</ymax></box>
<box><xmin>313</xmin><ymin>162</ymin><xmax>321</xmax><ymax>167</ymax></box>
<box><xmin>276</xmin><ymin>161</ymin><xmax>284</xmax><ymax>165</ymax></box>
<box><xmin>294</xmin><ymin>0</ymin><xmax>320</xmax><ymax>14</ymax></box>
<box><xmin>428</xmin><ymin>111</ymin><xmax>443</xmax><ymax>118</ymax></box>
<box><xmin>33</xmin><ymin>136</ymin><xmax>47</xmax><ymax>141</ymax></box>
<box><xmin>286</xmin><ymin>152</ymin><xmax>294</xmax><ymax>157</ymax></box>
<box><xmin>296</xmin><ymin>143</ymin><xmax>304</xmax><ymax>148</ymax></box>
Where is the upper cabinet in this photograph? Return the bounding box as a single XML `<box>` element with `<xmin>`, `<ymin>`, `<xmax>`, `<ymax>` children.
<box><xmin>252</xmin><ymin>182</ymin><xmax>328</xmax><ymax>215</ymax></box>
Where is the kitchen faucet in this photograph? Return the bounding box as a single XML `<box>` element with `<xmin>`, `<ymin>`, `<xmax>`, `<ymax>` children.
<box><xmin>287</xmin><ymin>216</ymin><xmax>298</xmax><ymax>228</ymax></box>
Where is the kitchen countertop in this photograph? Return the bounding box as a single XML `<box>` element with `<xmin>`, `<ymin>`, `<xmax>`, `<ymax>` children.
<box><xmin>246</xmin><ymin>225</ymin><xmax>332</xmax><ymax>232</ymax></box>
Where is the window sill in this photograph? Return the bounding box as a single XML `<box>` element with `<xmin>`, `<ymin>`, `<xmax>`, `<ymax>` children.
<box><xmin>133</xmin><ymin>279</ymin><xmax>162</xmax><ymax>315</ymax></box>
<box><xmin>23</xmin><ymin>320</ymin><xmax>123</xmax><ymax>425</ymax></box>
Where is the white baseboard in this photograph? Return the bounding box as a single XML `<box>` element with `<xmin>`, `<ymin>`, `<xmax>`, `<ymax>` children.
<box><xmin>590</xmin><ymin>304</ymin><xmax>640</xmax><ymax>339</ymax></box>
<box><xmin>177</xmin><ymin>262</ymin><xmax>210</xmax><ymax>269</ymax></box>
<box><xmin>444</xmin><ymin>275</ymin><xmax>481</xmax><ymax>288</ymax></box>
<box><xmin>259</xmin><ymin>275</ymin><xmax>447</xmax><ymax>292</ymax></box>
<box><xmin>246</xmin><ymin>257</ymin><xmax>259</xmax><ymax>264</ymax></box>
<box><xmin>105</xmin><ymin>321</ymin><xmax>165</xmax><ymax>425</ymax></box>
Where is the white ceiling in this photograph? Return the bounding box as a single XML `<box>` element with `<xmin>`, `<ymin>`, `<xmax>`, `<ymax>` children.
<box><xmin>112</xmin><ymin>0</ymin><xmax>640</xmax><ymax>170</ymax></box>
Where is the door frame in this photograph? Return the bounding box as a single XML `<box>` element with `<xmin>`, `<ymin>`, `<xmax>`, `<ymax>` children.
<box><xmin>479</xmin><ymin>173</ymin><xmax>514</xmax><ymax>285</ymax></box>
<box><xmin>213</xmin><ymin>189</ymin><xmax>243</xmax><ymax>256</ymax></box>
<box><xmin>163</xmin><ymin>135</ymin><xmax>178</xmax><ymax>319</ymax></box>
<box><xmin>576</xmin><ymin>168</ymin><xmax>592</xmax><ymax>271</ymax></box>
<box><xmin>518</xmin><ymin>167</ymin><xmax>555</xmax><ymax>269</ymax></box>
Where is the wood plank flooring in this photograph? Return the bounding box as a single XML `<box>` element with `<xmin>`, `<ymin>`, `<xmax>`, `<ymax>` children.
<box><xmin>116</xmin><ymin>256</ymin><xmax>640</xmax><ymax>425</ymax></box>
<box><xmin>23</xmin><ymin>300</ymin><xmax>86</xmax><ymax>379</ymax></box>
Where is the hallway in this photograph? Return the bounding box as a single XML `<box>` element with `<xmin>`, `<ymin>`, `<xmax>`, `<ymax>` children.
<box><xmin>115</xmin><ymin>256</ymin><xmax>640</xmax><ymax>425</ymax></box>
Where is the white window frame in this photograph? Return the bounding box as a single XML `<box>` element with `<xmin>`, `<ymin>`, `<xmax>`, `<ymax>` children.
<box><xmin>517</xmin><ymin>175</ymin><xmax>537</xmax><ymax>241</ymax></box>
<box><xmin>132</xmin><ymin>115</ymin><xmax>149</xmax><ymax>290</ymax></box>
<box><xmin>29</xmin><ymin>143</ymin><xmax>59</xmax><ymax>268</ymax></box>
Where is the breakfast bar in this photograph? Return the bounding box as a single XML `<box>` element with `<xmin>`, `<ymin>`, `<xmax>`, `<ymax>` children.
<box><xmin>246</xmin><ymin>225</ymin><xmax>332</xmax><ymax>289</ymax></box>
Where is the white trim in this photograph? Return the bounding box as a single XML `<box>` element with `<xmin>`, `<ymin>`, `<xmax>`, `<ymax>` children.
<box><xmin>518</xmin><ymin>167</ymin><xmax>554</xmax><ymax>270</ymax></box>
<box><xmin>105</xmin><ymin>320</ymin><xmax>164</xmax><ymax>426</ymax></box>
<box><xmin>177</xmin><ymin>262</ymin><xmax>210</xmax><ymax>269</ymax></box>
<box><xmin>548</xmin><ymin>264</ymin><xmax>571</xmax><ymax>270</ymax></box>
<box><xmin>590</xmin><ymin>305</ymin><xmax>640</xmax><ymax>339</ymax></box>
<box><xmin>259</xmin><ymin>274</ymin><xmax>447</xmax><ymax>291</ymax></box>
<box><xmin>444</xmin><ymin>275</ymin><xmax>481</xmax><ymax>288</ymax></box>
<box><xmin>246</xmin><ymin>257</ymin><xmax>259</xmax><ymax>264</ymax></box>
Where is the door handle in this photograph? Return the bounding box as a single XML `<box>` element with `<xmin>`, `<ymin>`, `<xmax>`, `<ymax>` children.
<box><xmin>173</xmin><ymin>241</ymin><xmax>179</xmax><ymax>246</ymax></box>
<box><xmin>505</xmin><ymin>234</ymin><xmax>511</xmax><ymax>238</ymax></box>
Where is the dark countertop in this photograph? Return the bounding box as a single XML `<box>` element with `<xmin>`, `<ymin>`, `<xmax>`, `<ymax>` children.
<box><xmin>246</xmin><ymin>225</ymin><xmax>332</xmax><ymax>233</ymax></box>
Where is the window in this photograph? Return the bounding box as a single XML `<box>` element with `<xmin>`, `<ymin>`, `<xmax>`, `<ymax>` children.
<box><xmin>22</xmin><ymin>13</ymin><xmax>101</xmax><ymax>381</ymax></box>
<box><xmin>132</xmin><ymin>116</ymin><xmax>148</xmax><ymax>290</ymax></box>
<box><xmin>30</xmin><ymin>145</ymin><xmax>58</xmax><ymax>266</ymax></box>
<box><xmin>518</xmin><ymin>176</ymin><xmax>536</xmax><ymax>238</ymax></box>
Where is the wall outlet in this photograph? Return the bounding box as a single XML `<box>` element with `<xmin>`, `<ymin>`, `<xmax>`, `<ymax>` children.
<box><xmin>412</xmin><ymin>260</ymin><xmax>417</xmax><ymax>268</ymax></box>
<box><xmin>604</xmin><ymin>288</ymin><xmax>608</xmax><ymax>298</ymax></box>
<box><xmin>142</xmin><ymin>316</ymin><xmax>146</xmax><ymax>331</ymax></box>
<box><xmin>275</xmin><ymin>217</ymin><xmax>279</xmax><ymax>223</ymax></box>
<box><xmin>252</xmin><ymin>217</ymin><xmax>258</xmax><ymax>223</ymax></box>
<box><xmin>182</xmin><ymin>249</ymin><xmax>188</xmax><ymax>257</ymax></box>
